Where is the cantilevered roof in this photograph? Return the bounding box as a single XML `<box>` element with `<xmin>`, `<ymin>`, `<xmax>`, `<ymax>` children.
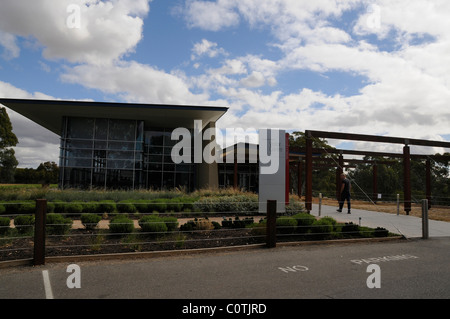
<box><xmin>0</xmin><ymin>98</ymin><xmax>228</xmax><ymax>135</ymax></box>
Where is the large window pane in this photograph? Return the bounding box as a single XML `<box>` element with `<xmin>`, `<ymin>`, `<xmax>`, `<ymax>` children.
<box><xmin>67</xmin><ymin>118</ymin><xmax>94</xmax><ymax>139</ymax></box>
<box><xmin>107</xmin><ymin>160</ymin><xmax>135</xmax><ymax>169</ymax></box>
<box><xmin>107</xmin><ymin>170</ymin><xmax>133</xmax><ymax>189</ymax></box>
<box><xmin>66</xmin><ymin>139</ymin><xmax>93</xmax><ymax>149</ymax></box>
<box><xmin>163</xmin><ymin>131</ymin><xmax>177</xmax><ymax>147</ymax></box>
<box><xmin>95</xmin><ymin>118</ymin><xmax>108</xmax><ymax>140</ymax></box>
<box><xmin>148</xmin><ymin>146</ymin><xmax>163</xmax><ymax>155</ymax></box>
<box><xmin>145</xmin><ymin>130</ymin><xmax>164</xmax><ymax>146</ymax></box>
<box><xmin>92</xmin><ymin>169</ymin><xmax>106</xmax><ymax>188</ymax></box>
<box><xmin>107</xmin><ymin>151</ymin><xmax>135</xmax><ymax>160</ymax></box>
<box><xmin>109</xmin><ymin>119</ymin><xmax>136</xmax><ymax>141</ymax></box>
<box><xmin>136</xmin><ymin>121</ymin><xmax>144</xmax><ymax>142</ymax></box>
<box><xmin>67</xmin><ymin>158</ymin><xmax>92</xmax><ymax>168</ymax></box>
<box><xmin>64</xmin><ymin>168</ymin><xmax>92</xmax><ymax>189</ymax></box>
<box><xmin>108</xmin><ymin>141</ymin><xmax>135</xmax><ymax>151</ymax></box>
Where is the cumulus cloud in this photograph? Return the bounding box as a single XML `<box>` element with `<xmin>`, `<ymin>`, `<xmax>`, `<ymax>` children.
<box><xmin>61</xmin><ymin>61</ymin><xmax>210</xmax><ymax>105</ymax></box>
<box><xmin>0</xmin><ymin>0</ymin><xmax>150</xmax><ymax>65</ymax></box>
<box><xmin>191</xmin><ymin>39</ymin><xmax>228</xmax><ymax>60</ymax></box>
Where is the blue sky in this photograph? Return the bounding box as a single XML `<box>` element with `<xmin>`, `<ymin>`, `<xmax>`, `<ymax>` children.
<box><xmin>1</xmin><ymin>0</ymin><xmax>450</xmax><ymax>168</ymax></box>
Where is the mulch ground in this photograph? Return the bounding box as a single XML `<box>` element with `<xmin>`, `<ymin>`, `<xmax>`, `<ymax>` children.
<box><xmin>0</xmin><ymin>227</ymin><xmax>266</xmax><ymax>262</ymax></box>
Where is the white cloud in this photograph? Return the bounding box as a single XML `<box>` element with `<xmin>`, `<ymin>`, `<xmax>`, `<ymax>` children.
<box><xmin>240</xmin><ymin>71</ymin><xmax>266</xmax><ymax>88</ymax></box>
<box><xmin>0</xmin><ymin>31</ymin><xmax>20</xmax><ymax>60</ymax></box>
<box><xmin>0</xmin><ymin>0</ymin><xmax>151</xmax><ymax>65</ymax></box>
<box><xmin>61</xmin><ymin>61</ymin><xmax>210</xmax><ymax>105</ymax></box>
<box><xmin>191</xmin><ymin>39</ymin><xmax>227</xmax><ymax>60</ymax></box>
<box><xmin>181</xmin><ymin>0</ymin><xmax>240</xmax><ymax>31</ymax></box>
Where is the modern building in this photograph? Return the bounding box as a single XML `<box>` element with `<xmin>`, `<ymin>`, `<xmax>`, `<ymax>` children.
<box><xmin>0</xmin><ymin>98</ymin><xmax>227</xmax><ymax>191</ymax></box>
<box><xmin>218</xmin><ymin>142</ymin><xmax>259</xmax><ymax>192</ymax></box>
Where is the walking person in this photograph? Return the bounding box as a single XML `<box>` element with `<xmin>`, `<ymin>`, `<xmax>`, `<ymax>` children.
<box><xmin>337</xmin><ymin>173</ymin><xmax>351</xmax><ymax>214</ymax></box>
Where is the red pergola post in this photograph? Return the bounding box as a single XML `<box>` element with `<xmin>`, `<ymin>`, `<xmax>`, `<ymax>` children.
<box><xmin>336</xmin><ymin>153</ymin><xmax>344</xmax><ymax>200</ymax></box>
<box><xmin>372</xmin><ymin>163</ymin><xmax>378</xmax><ymax>203</ymax></box>
<box><xmin>426</xmin><ymin>159</ymin><xmax>432</xmax><ymax>209</ymax></box>
<box><xmin>297</xmin><ymin>161</ymin><xmax>303</xmax><ymax>197</ymax></box>
<box><xmin>305</xmin><ymin>132</ymin><xmax>313</xmax><ymax>212</ymax></box>
<box><xmin>403</xmin><ymin>144</ymin><xmax>411</xmax><ymax>215</ymax></box>
<box><xmin>233</xmin><ymin>144</ymin><xmax>238</xmax><ymax>189</ymax></box>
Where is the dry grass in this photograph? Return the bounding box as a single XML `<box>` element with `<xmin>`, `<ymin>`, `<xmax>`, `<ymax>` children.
<box><xmin>308</xmin><ymin>196</ymin><xmax>450</xmax><ymax>222</ymax></box>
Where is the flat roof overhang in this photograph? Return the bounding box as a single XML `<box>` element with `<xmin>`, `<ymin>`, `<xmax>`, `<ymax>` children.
<box><xmin>0</xmin><ymin>98</ymin><xmax>228</xmax><ymax>136</ymax></box>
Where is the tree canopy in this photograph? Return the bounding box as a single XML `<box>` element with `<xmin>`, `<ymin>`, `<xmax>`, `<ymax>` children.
<box><xmin>0</xmin><ymin>107</ymin><xmax>18</xmax><ymax>183</ymax></box>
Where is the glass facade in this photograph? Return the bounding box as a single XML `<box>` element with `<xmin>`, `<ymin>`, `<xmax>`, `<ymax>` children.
<box><xmin>218</xmin><ymin>163</ymin><xmax>259</xmax><ymax>192</ymax></box>
<box><xmin>59</xmin><ymin>117</ymin><xmax>194</xmax><ymax>190</ymax></box>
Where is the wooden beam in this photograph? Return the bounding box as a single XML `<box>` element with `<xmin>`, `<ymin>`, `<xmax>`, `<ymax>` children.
<box><xmin>306</xmin><ymin>130</ymin><xmax>450</xmax><ymax>149</ymax></box>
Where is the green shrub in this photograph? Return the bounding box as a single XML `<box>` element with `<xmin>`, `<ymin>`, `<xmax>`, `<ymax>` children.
<box><xmin>65</xmin><ymin>203</ymin><xmax>83</xmax><ymax>216</ymax></box>
<box><xmin>292</xmin><ymin>213</ymin><xmax>315</xmax><ymax>233</ymax></box>
<box><xmin>97</xmin><ymin>200</ymin><xmax>116</xmax><ymax>214</ymax></box>
<box><xmin>109</xmin><ymin>215</ymin><xmax>134</xmax><ymax>234</ymax></box>
<box><xmin>180</xmin><ymin>218</ymin><xmax>214</xmax><ymax>232</ymax></box>
<box><xmin>81</xmin><ymin>213</ymin><xmax>102</xmax><ymax>230</ymax></box>
<box><xmin>117</xmin><ymin>200</ymin><xmax>137</xmax><ymax>214</ymax></box>
<box><xmin>134</xmin><ymin>200</ymin><xmax>151</xmax><ymax>213</ymax></box>
<box><xmin>0</xmin><ymin>217</ymin><xmax>10</xmax><ymax>235</ymax></box>
<box><xmin>179</xmin><ymin>196</ymin><xmax>197</xmax><ymax>211</ymax></box>
<box><xmin>341</xmin><ymin>222</ymin><xmax>360</xmax><ymax>237</ymax></box>
<box><xmin>52</xmin><ymin>201</ymin><xmax>67</xmax><ymax>214</ymax></box>
<box><xmin>319</xmin><ymin>216</ymin><xmax>337</xmax><ymax>230</ymax></box>
<box><xmin>18</xmin><ymin>202</ymin><xmax>35</xmax><ymax>214</ymax></box>
<box><xmin>161</xmin><ymin>216</ymin><xmax>179</xmax><ymax>231</ymax></box>
<box><xmin>166</xmin><ymin>198</ymin><xmax>183</xmax><ymax>212</ymax></box>
<box><xmin>193</xmin><ymin>195</ymin><xmax>258</xmax><ymax>214</ymax></box>
<box><xmin>276</xmin><ymin>216</ymin><xmax>297</xmax><ymax>234</ymax></box>
<box><xmin>148</xmin><ymin>199</ymin><xmax>167</xmax><ymax>213</ymax></box>
<box><xmin>82</xmin><ymin>202</ymin><xmax>99</xmax><ymax>214</ymax></box>
<box><xmin>222</xmin><ymin>216</ymin><xmax>254</xmax><ymax>228</ymax></box>
<box><xmin>46</xmin><ymin>213</ymin><xmax>73</xmax><ymax>235</ymax></box>
<box><xmin>374</xmin><ymin>227</ymin><xmax>389</xmax><ymax>237</ymax></box>
<box><xmin>13</xmin><ymin>215</ymin><xmax>35</xmax><ymax>234</ymax></box>
<box><xmin>0</xmin><ymin>204</ymin><xmax>5</xmax><ymax>215</ymax></box>
<box><xmin>138</xmin><ymin>215</ymin><xmax>168</xmax><ymax>235</ymax></box>
<box><xmin>286</xmin><ymin>201</ymin><xmax>306</xmax><ymax>214</ymax></box>
<box><xmin>46</xmin><ymin>202</ymin><xmax>55</xmax><ymax>213</ymax></box>
<box><xmin>179</xmin><ymin>220</ymin><xmax>195</xmax><ymax>232</ymax></box>
<box><xmin>312</xmin><ymin>219</ymin><xmax>333</xmax><ymax>236</ymax></box>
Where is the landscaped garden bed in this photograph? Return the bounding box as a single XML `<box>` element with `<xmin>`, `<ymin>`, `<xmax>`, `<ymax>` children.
<box><xmin>0</xmin><ymin>188</ymin><xmax>397</xmax><ymax>263</ymax></box>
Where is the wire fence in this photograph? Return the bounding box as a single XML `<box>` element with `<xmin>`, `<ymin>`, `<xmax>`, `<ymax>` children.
<box><xmin>0</xmin><ymin>198</ymin><xmax>408</xmax><ymax>265</ymax></box>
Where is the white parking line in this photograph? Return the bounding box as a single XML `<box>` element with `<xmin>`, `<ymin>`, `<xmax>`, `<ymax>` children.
<box><xmin>42</xmin><ymin>270</ymin><xmax>54</xmax><ymax>299</ymax></box>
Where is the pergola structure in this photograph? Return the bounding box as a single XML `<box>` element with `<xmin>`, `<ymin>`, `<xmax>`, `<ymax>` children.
<box><xmin>298</xmin><ymin>130</ymin><xmax>450</xmax><ymax>214</ymax></box>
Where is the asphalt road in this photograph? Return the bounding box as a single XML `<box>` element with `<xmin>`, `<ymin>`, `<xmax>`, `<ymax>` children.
<box><xmin>0</xmin><ymin>237</ymin><xmax>449</xmax><ymax>301</ymax></box>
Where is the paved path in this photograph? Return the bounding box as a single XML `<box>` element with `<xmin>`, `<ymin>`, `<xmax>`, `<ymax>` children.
<box><xmin>309</xmin><ymin>203</ymin><xmax>450</xmax><ymax>238</ymax></box>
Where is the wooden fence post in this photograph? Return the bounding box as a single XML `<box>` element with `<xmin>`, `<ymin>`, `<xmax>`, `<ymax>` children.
<box><xmin>266</xmin><ymin>200</ymin><xmax>277</xmax><ymax>248</ymax></box>
<box><xmin>33</xmin><ymin>199</ymin><xmax>47</xmax><ymax>266</ymax></box>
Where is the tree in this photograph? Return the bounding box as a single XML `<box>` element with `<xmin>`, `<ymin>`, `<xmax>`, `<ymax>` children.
<box><xmin>0</xmin><ymin>107</ymin><xmax>18</xmax><ymax>183</ymax></box>
<box><xmin>14</xmin><ymin>162</ymin><xmax>59</xmax><ymax>185</ymax></box>
<box><xmin>37</xmin><ymin>161</ymin><xmax>59</xmax><ymax>185</ymax></box>
<box><xmin>288</xmin><ymin>131</ymin><xmax>337</xmax><ymax>197</ymax></box>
